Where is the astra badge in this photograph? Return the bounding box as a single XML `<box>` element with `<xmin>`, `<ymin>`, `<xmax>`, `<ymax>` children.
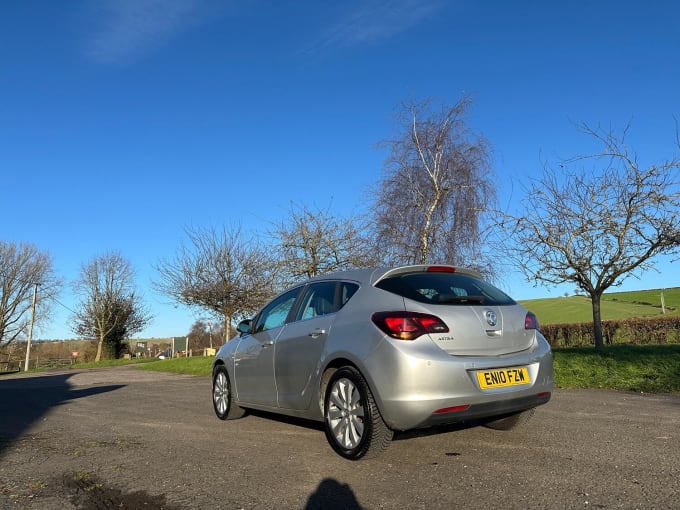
<box><xmin>485</xmin><ymin>310</ymin><xmax>498</xmax><ymax>327</ymax></box>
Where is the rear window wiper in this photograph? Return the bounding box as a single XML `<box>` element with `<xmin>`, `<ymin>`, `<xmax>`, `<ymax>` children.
<box><xmin>435</xmin><ymin>294</ymin><xmax>485</xmax><ymax>304</ymax></box>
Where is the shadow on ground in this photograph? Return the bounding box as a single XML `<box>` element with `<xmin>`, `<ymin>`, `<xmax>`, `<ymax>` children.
<box><xmin>305</xmin><ymin>478</ymin><xmax>363</xmax><ymax>509</ymax></box>
<box><xmin>0</xmin><ymin>372</ymin><xmax>124</xmax><ymax>456</ymax></box>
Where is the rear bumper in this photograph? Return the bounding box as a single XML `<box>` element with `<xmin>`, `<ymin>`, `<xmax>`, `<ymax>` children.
<box><xmin>414</xmin><ymin>391</ymin><xmax>551</xmax><ymax>428</ymax></box>
<box><xmin>364</xmin><ymin>333</ymin><xmax>554</xmax><ymax>431</ymax></box>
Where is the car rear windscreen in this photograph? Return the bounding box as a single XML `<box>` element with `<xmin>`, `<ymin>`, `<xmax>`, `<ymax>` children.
<box><xmin>375</xmin><ymin>272</ymin><xmax>516</xmax><ymax>306</ymax></box>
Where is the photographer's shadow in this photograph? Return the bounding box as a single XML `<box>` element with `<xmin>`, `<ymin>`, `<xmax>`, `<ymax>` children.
<box><xmin>305</xmin><ymin>478</ymin><xmax>363</xmax><ymax>510</ymax></box>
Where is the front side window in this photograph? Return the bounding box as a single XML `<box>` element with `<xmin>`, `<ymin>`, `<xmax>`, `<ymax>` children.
<box><xmin>253</xmin><ymin>287</ymin><xmax>302</xmax><ymax>333</ymax></box>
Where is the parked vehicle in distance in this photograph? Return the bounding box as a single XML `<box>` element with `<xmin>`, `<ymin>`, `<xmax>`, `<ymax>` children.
<box><xmin>212</xmin><ymin>265</ymin><xmax>553</xmax><ymax>460</ymax></box>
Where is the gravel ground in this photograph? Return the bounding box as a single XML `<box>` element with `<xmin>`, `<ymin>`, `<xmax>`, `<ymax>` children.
<box><xmin>1</xmin><ymin>365</ymin><xmax>678</xmax><ymax>509</ymax></box>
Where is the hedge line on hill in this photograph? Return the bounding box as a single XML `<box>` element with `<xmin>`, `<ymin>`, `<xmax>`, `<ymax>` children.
<box><xmin>541</xmin><ymin>315</ymin><xmax>680</xmax><ymax>348</ymax></box>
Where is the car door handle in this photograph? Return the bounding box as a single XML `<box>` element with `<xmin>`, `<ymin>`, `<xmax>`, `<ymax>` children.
<box><xmin>309</xmin><ymin>328</ymin><xmax>326</xmax><ymax>338</ymax></box>
<box><xmin>262</xmin><ymin>340</ymin><xmax>274</xmax><ymax>348</ymax></box>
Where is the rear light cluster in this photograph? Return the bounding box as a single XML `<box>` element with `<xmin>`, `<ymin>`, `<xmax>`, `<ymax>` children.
<box><xmin>525</xmin><ymin>312</ymin><xmax>539</xmax><ymax>330</ymax></box>
<box><xmin>372</xmin><ymin>311</ymin><xmax>449</xmax><ymax>340</ymax></box>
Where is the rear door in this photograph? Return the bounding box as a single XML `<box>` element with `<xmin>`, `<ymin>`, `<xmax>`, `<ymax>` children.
<box><xmin>274</xmin><ymin>281</ymin><xmax>338</xmax><ymax>410</ymax></box>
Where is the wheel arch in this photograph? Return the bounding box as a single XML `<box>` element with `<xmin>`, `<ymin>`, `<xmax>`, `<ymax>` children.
<box><xmin>318</xmin><ymin>357</ymin><xmax>357</xmax><ymax>416</ymax></box>
<box><xmin>318</xmin><ymin>357</ymin><xmax>384</xmax><ymax>418</ymax></box>
<box><xmin>320</xmin><ymin>362</ymin><xmax>393</xmax><ymax>459</ymax></box>
<box><xmin>212</xmin><ymin>358</ymin><xmax>227</xmax><ymax>381</ymax></box>
<box><xmin>211</xmin><ymin>359</ymin><xmax>246</xmax><ymax>420</ymax></box>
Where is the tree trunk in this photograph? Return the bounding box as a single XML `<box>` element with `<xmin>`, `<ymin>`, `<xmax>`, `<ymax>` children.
<box><xmin>95</xmin><ymin>332</ymin><xmax>104</xmax><ymax>362</ymax></box>
<box><xmin>591</xmin><ymin>293</ymin><xmax>605</xmax><ymax>350</ymax></box>
<box><xmin>223</xmin><ymin>315</ymin><xmax>231</xmax><ymax>343</ymax></box>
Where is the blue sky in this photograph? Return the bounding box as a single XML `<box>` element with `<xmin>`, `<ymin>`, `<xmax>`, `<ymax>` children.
<box><xmin>2</xmin><ymin>0</ymin><xmax>679</xmax><ymax>340</ymax></box>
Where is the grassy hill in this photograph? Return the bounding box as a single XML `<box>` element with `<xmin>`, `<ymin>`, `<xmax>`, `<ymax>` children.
<box><xmin>519</xmin><ymin>287</ymin><xmax>680</xmax><ymax>325</ymax></box>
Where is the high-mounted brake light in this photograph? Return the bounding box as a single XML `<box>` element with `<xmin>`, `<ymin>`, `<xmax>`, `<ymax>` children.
<box><xmin>426</xmin><ymin>265</ymin><xmax>456</xmax><ymax>273</ymax></box>
<box><xmin>525</xmin><ymin>311</ymin><xmax>539</xmax><ymax>330</ymax></box>
<box><xmin>372</xmin><ymin>311</ymin><xmax>449</xmax><ymax>340</ymax></box>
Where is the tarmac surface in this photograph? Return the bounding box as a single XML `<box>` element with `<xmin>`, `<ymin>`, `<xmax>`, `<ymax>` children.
<box><xmin>1</xmin><ymin>365</ymin><xmax>678</xmax><ymax>509</ymax></box>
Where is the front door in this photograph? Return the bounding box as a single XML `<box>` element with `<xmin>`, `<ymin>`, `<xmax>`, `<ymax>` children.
<box><xmin>233</xmin><ymin>286</ymin><xmax>301</xmax><ymax>406</ymax></box>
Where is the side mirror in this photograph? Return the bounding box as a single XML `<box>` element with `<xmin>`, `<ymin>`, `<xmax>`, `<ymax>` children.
<box><xmin>237</xmin><ymin>319</ymin><xmax>252</xmax><ymax>335</ymax></box>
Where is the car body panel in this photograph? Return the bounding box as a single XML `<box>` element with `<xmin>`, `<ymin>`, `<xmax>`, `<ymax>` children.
<box><xmin>357</xmin><ymin>332</ymin><xmax>552</xmax><ymax>429</ymax></box>
<box><xmin>274</xmin><ymin>313</ymin><xmax>335</xmax><ymax>410</ymax></box>
<box><xmin>214</xmin><ymin>264</ymin><xmax>553</xmax><ymax>433</ymax></box>
<box><xmin>233</xmin><ymin>328</ymin><xmax>278</xmax><ymax>407</ymax></box>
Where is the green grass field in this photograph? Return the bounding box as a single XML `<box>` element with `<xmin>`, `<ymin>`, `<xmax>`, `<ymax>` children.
<box><xmin>519</xmin><ymin>287</ymin><xmax>680</xmax><ymax>325</ymax></box>
<box><xmin>552</xmin><ymin>344</ymin><xmax>680</xmax><ymax>393</ymax></box>
<box><xmin>137</xmin><ymin>356</ymin><xmax>212</xmax><ymax>377</ymax></box>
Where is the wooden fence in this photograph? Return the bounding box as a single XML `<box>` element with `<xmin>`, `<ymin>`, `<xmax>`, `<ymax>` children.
<box><xmin>1</xmin><ymin>357</ymin><xmax>75</xmax><ymax>372</ymax></box>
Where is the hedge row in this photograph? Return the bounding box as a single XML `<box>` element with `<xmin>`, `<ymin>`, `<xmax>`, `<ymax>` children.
<box><xmin>541</xmin><ymin>315</ymin><xmax>680</xmax><ymax>348</ymax></box>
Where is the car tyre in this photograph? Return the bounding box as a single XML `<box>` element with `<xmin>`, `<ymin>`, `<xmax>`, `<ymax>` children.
<box><xmin>323</xmin><ymin>366</ymin><xmax>393</xmax><ymax>460</ymax></box>
<box><xmin>483</xmin><ymin>408</ymin><xmax>535</xmax><ymax>430</ymax></box>
<box><xmin>212</xmin><ymin>365</ymin><xmax>246</xmax><ymax>420</ymax></box>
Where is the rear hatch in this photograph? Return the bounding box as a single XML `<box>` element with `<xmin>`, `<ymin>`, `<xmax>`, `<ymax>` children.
<box><xmin>374</xmin><ymin>266</ymin><xmax>535</xmax><ymax>356</ymax></box>
<box><xmin>424</xmin><ymin>302</ymin><xmax>534</xmax><ymax>356</ymax></box>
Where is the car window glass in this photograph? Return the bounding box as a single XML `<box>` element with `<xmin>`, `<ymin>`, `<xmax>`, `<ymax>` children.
<box><xmin>296</xmin><ymin>282</ymin><xmax>338</xmax><ymax>321</ymax></box>
<box><xmin>253</xmin><ymin>287</ymin><xmax>301</xmax><ymax>333</ymax></box>
<box><xmin>340</xmin><ymin>282</ymin><xmax>359</xmax><ymax>306</ymax></box>
<box><xmin>375</xmin><ymin>273</ymin><xmax>515</xmax><ymax>306</ymax></box>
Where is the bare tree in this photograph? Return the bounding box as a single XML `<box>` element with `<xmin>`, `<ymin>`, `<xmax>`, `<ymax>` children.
<box><xmin>186</xmin><ymin>319</ymin><xmax>224</xmax><ymax>352</ymax></box>
<box><xmin>71</xmin><ymin>251</ymin><xmax>152</xmax><ymax>361</ymax></box>
<box><xmin>370</xmin><ymin>96</ymin><xmax>494</xmax><ymax>270</ymax></box>
<box><xmin>154</xmin><ymin>225</ymin><xmax>277</xmax><ymax>341</ymax></box>
<box><xmin>271</xmin><ymin>202</ymin><xmax>376</xmax><ymax>286</ymax></box>
<box><xmin>0</xmin><ymin>241</ymin><xmax>61</xmax><ymax>345</ymax></box>
<box><xmin>498</xmin><ymin>123</ymin><xmax>680</xmax><ymax>349</ymax></box>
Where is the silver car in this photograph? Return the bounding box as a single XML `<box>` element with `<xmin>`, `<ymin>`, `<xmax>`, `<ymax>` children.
<box><xmin>212</xmin><ymin>265</ymin><xmax>553</xmax><ymax>460</ymax></box>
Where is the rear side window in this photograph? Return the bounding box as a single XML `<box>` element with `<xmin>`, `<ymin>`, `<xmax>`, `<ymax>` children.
<box><xmin>340</xmin><ymin>282</ymin><xmax>359</xmax><ymax>306</ymax></box>
<box><xmin>294</xmin><ymin>281</ymin><xmax>360</xmax><ymax>321</ymax></box>
<box><xmin>375</xmin><ymin>272</ymin><xmax>515</xmax><ymax>306</ymax></box>
<box><xmin>296</xmin><ymin>282</ymin><xmax>339</xmax><ymax>320</ymax></box>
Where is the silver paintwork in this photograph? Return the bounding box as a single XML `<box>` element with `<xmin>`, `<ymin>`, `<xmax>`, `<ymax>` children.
<box><xmin>213</xmin><ymin>265</ymin><xmax>553</xmax><ymax>432</ymax></box>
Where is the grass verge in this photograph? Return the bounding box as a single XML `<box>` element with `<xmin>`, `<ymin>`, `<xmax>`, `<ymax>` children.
<box><xmin>135</xmin><ymin>356</ymin><xmax>213</xmax><ymax>377</ymax></box>
<box><xmin>553</xmin><ymin>344</ymin><xmax>680</xmax><ymax>393</ymax></box>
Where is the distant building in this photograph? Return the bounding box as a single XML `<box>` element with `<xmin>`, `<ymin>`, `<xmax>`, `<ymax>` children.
<box><xmin>130</xmin><ymin>337</ymin><xmax>187</xmax><ymax>358</ymax></box>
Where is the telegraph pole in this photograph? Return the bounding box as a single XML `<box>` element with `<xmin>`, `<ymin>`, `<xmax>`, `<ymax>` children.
<box><xmin>23</xmin><ymin>283</ymin><xmax>38</xmax><ymax>372</ymax></box>
<box><xmin>661</xmin><ymin>290</ymin><xmax>666</xmax><ymax>314</ymax></box>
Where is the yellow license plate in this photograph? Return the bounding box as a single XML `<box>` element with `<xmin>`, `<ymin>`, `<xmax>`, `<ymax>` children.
<box><xmin>476</xmin><ymin>367</ymin><xmax>530</xmax><ymax>389</ymax></box>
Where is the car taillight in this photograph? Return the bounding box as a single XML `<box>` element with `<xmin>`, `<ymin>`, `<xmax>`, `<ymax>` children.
<box><xmin>525</xmin><ymin>311</ymin><xmax>539</xmax><ymax>330</ymax></box>
<box><xmin>371</xmin><ymin>311</ymin><xmax>449</xmax><ymax>340</ymax></box>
